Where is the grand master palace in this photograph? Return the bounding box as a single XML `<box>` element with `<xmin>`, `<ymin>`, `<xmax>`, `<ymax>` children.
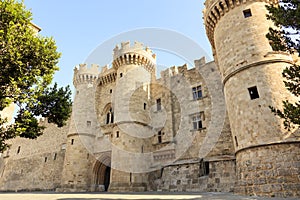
<box><xmin>0</xmin><ymin>0</ymin><xmax>299</xmax><ymax>197</ymax></box>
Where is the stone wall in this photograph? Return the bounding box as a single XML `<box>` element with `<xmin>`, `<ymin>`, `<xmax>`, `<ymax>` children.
<box><xmin>207</xmin><ymin>159</ymin><xmax>236</xmax><ymax>192</ymax></box>
<box><xmin>0</xmin><ymin>120</ymin><xmax>69</xmax><ymax>191</ymax></box>
<box><xmin>235</xmin><ymin>143</ymin><xmax>300</xmax><ymax>197</ymax></box>
<box><xmin>58</xmin><ymin>134</ymin><xmax>94</xmax><ymax>192</ymax></box>
<box><xmin>156</xmin><ymin>159</ymin><xmax>235</xmax><ymax>192</ymax></box>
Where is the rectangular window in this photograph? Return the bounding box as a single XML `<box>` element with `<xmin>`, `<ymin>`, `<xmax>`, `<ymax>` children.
<box><xmin>158</xmin><ymin>131</ymin><xmax>162</xmax><ymax>143</ymax></box>
<box><xmin>248</xmin><ymin>86</ymin><xmax>259</xmax><ymax>100</ymax></box>
<box><xmin>156</xmin><ymin>98</ymin><xmax>161</xmax><ymax>111</ymax></box>
<box><xmin>204</xmin><ymin>161</ymin><xmax>209</xmax><ymax>175</ymax></box>
<box><xmin>243</xmin><ymin>9</ymin><xmax>252</xmax><ymax>18</ymax></box>
<box><xmin>71</xmin><ymin>139</ymin><xmax>74</xmax><ymax>145</ymax></box>
<box><xmin>17</xmin><ymin>146</ymin><xmax>21</xmax><ymax>154</ymax></box>
<box><xmin>235</xmin><ymin>136</ymin><xmax>239</xmax><ymax>147</ymax></box>
<box><xmin>53</xmin><ymin>153</ymin><xmax>57</xmax><ymax>160</ymax></box>
<box><xmin>130</xmin><ymin>172</ymin><xmax>132</xmax><ymax>183</ymax></box>
<box><xmin>192</xmin><ymin>85</ymin><xmax>203</xmax><ymax>100</ymax></box>
<box><xmin>116</xmin><ymin>131</ymin><xmax>120</xmax><ymax>138</ymax></box>
<box><xmin>87</xmin><ymin>121</ymin><xmax>91</xmax><ymax>127</ymax></box>
<box><xmin>192</xmin><ymin>112</ymin><xmax>204</xmax><ymax>130</ymax></box>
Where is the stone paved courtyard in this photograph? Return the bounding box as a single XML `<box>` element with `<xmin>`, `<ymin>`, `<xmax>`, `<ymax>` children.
<box><xmin>0</xmin><ymin>192</ymin><xmax>299</xmax><ymax>200</ymax></box>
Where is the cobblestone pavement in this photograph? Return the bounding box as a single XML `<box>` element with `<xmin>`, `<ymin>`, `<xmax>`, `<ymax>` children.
<box><xmin>0</xmin><ymin>192</ymin><xmax>299</xmax><ymax>200</ymax></box>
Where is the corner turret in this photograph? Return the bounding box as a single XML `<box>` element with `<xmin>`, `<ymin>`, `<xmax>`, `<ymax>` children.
<box><xmin>204</xmin><ymin>0</ymin><xmax>300</xmax><ymax>197</ymax></box>
<box><xmin>59</xmin><ymin>64</ymin><xmax>100</xmax><ymax>192</ymax></box>
<box><xmin>73</xmin><ymin>64</ymin><xmax>100</xmax><ymax>88</ymax></box>
<box><xmin>112</xmin><ymin>41</ymin><xmax>156</xmax><ymax>74</ymax></box>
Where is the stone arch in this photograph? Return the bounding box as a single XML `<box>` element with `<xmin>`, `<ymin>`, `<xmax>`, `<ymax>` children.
<box><xmin>92</xmin><ymin>154</ymin><xmax>111</xmax><ymax>192</ymax></box>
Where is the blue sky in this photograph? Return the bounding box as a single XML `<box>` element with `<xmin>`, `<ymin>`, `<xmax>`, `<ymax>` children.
<box><xmin>23</xmin><ymin>0</ymin><xmax>212</xmax><ymax>88</ymax></box>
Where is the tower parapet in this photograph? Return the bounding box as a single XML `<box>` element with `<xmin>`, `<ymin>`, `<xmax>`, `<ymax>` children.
<box><xmin>112</xmin><ymin>41</ymin><xmax>156</xmax><ymax>73</ymax></box>
<box><xmin>203</xmin><ymin>0</ymin><xmax>278</xmax><ymax>49</ymax></box>
<box><xmin>73</xmin><ymin>64</ymin><xmax>100</xmax><ymax>87</ymax></box>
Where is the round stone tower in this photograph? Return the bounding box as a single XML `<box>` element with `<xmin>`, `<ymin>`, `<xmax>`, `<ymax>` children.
<box><xmin>59</xmin><ymin>64</ymin><xmax>100</xmax><ymax>192</ymax></box>
<box><xmin>204</xmin><ymin>0</ymin><xmax>300</xmax><ymax>197</ymax></box>
<box><xmin>108</xmin><ymin>41</ymin><xmax>156</xmax><ymax>192</ymax></box>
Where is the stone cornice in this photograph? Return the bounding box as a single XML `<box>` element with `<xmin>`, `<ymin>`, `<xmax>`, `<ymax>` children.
<box><xmin>223</xmin><ymin>58</ymin><xmax>294</xmax><ymax>85</ymax></box>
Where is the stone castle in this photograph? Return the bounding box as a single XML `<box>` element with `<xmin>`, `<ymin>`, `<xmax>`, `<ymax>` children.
<box><xmin>0</xmin><ymin>0</ymin><xmax>299</xmax><ymax>197</ymax></box>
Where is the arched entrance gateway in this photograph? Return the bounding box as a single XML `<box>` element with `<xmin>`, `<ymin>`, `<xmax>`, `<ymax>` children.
<box><xmin>92</xmin><ymin>156</ymin><xmax>111</xmax><ymax>192</ymax></box>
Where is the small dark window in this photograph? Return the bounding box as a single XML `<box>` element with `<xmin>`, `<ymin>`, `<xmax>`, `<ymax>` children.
<box><xmin>71</xmin><ymin>139</ymin><xmax>74</xmax><ymax>145</ymax></box>
<box><xmin>53</xmin><ymin>153</ymin><xmax>57</xmax><ymax>160</ymax></box>
<box><xmin>204</xmin><ymin>162</ymin><xmax>210</xmax><ymax>175</ymax></box>
<box><xmin>158</xmin><ymin>131</ymin><xmax>162</xmax><ymax>143</ymax></box>
<box><xmin>45</xmin><ymin>157</ymin><xmax>48</xmax><ymax>163</ymax></box>
<box><xmin>116</xmin><ymin>131</ymin><xmax>119</xmax><ymax>138</ymax></box>
<box><xmin>130</xmin><ymin>172</ymin><xmax>132</xmax><ymax>183</ymax></box>
<box><xmin>144</xmin><ymin>103</ymin><xmax>147</xmax><ymax>110</ymax></box>
<box><xmin>87</xmin><ymin>153</ymin><xmax>89</xmax><ymax>159</ymax></box>
<box><xmin>110</xmin><ymin>89</ymin><xmax>112</xmax><ymax>93</ymax></box>
<box><xmin>156</xmin><ymin>98</ymin><xmax>161</xmax><ymax>111</ymax></box>
<box><xmin>87</xmin><ymin>121</ymin><xmax>91</xmax><ymax>127</ymax></box>
<box><xmin>120</xmin><ymin>73</ymin><xmax>123</xmax><ymax>77</ymax></box>
<box><xmin>141</xmin><ymin>145</ymin><xmax>144</xmax><ymax>153</ymax></box>
<box><xmin>106</xmin><ymin>108</ymin><xmax>114</xmax><ymax>124</ymax></box>
<box><xmin>106</xmin><ymin>112</ymin><xmax>110</xmax><ymax>124</ymax></box>
<box><xmin>77</xmin><ymin>90</ymin><xmax>79</xmax><ymax>94</ymax></box>
<box><xmin>111</xmin><ymin>112</ymin><xmax>114</xmax><ymax>123</ymax></box>
<box><xmin>248</xmin><ymin>86</ymin><xmax>259</xmax><ymax>100</ymax></box>
<box><xmin>235</xmin><ymin>136</ymin><xmax>239</xmax><ymax>147</ymax></box>
<box><xmin>17</xmin><ymin>146</ymin><xmax>21</xmax><ymax>154</ymax></box>
<box><xmin>243</xmin><ymin>9</ymin><xmax>252</xmax><ymax>18</ymax></box>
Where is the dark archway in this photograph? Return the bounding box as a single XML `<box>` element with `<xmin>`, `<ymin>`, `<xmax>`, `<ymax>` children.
<box><xmin>104</xmin><ymin>166</ymin><xmax>111</xmax><ymax>191</ymax></box>
<box><xmin>93</xmin><ymin>158</ymin><xmax>111</xmax><ymax>192</ymax></box>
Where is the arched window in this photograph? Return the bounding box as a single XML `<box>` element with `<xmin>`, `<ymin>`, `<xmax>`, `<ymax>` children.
<box><xmin>106</xmin><ymin>108</ymin><xmax>114</xmax><ymax>124</ymax></box>
<box><xmin>106</xmin><ymin>112</ymin><xmax>110</xmax><ymax>124</ymax></box>
<box><xmin>111</xmin><ymin>109</ymin><xmax>114</xmax><ymax>123</ymax></box>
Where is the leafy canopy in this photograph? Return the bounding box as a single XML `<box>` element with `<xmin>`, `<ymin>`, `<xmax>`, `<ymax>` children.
<box><xmin>266</xmin><ymin>0</ymin><xmax>300</xmax><ymax>130</ymax></box>
<box><xmin>0</xmin><ymin>0</ymin><xmax>72</xmax><ymax>152</ymax></box>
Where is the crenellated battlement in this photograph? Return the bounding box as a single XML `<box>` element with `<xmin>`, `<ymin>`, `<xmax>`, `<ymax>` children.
<box><xmin>159</xmin><ymin>57</ymin><xmax>207</xmax><ymax>81</ymax></box>
<box><xmin>73</xmin><ymin>64</ymin><xmax>100</xmax><ymax>87</ymax></box>
<box><xmin>112</xmin><ymin>41</ymin><xmax>156</xmax><ymax>73</ymax></box>
<box><xmin>160</xmin><ymin>64</ymin><xmax>188</xmax><ymax>80</ymax></box>
<box><xmin>203</xmin><ymin>0</ymin><xmax>278</xmax><ymax>48</ymax></box>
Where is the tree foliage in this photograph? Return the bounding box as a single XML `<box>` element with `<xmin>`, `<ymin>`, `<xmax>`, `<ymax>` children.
<box><xmin>0</xmin><ymin>0</ymin><xmax>72</xmax><ymax>152</ymax></box>
<box><xmin>266</xmin><ymin>0</ymin><xmax>300</xmax><ymax>130</ymax></box>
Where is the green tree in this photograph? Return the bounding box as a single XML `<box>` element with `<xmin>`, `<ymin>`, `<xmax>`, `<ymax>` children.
<box><xmin>0</xmin><ymin>0</ymin><xmax>72</xmax><ymax>152</ymax></box>
<box><xmin>266</xmin><ymin>1</ymin><xmax>300</xmax><ymax>130</ymax></box>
